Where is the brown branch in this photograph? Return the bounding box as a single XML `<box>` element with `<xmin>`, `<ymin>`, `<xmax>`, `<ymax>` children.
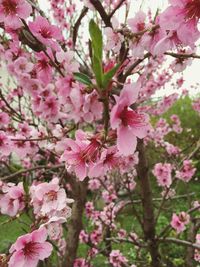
<box><xmin>158</xmin><ymin>237</ymin><xmax>200</xmax><ymax>250</ymax></box>
<box><xmin>26</xmin><ymin>0</ymin><xmax>45</xmax><ymax>16</ymax></box>
<box><xmin>165</xmin><ymin>52</ymin><xmax>200</xmax><ymax>60</ymax></box>
<box><xmin>119</xmin><ymin>53</ymin><xmax>151</xmax><ymax>83</ymax></box>
<box><xmin>109</xmin><ymin>0</ymin><xmax>126</xmax><ymax>18</ymax></box>
<box><xmin>89</xmin><ymin>0</ymin><xmax>112</xmax><ymax>27</ymax></box>
<box><xmin>0</xmin><ymin>164</ymin><xmax>65</xmax><ymax>181</ymax></box>
<box><xmin>73</xmin><ymin>7</ymin><xmax>88</xmax><ymax>48</ymax></box>
<box><xmin>136</xmin><ymin>139</ymin><xmax>161</xmax><ymax>267</ymax></box>
<box><xmin>64</xmin><ymin>174</ymin><xmax>88</xmax><ymax>267</ymax></box>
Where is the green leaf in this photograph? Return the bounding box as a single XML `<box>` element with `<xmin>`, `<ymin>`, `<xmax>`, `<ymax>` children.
<box><xmin>89</xmin><ymin>19</ymin><xmax>103</xmax><ymax>61</ymax></box>
<box><xmin>102</xmin><ymin>63</ymin><xmax>121</xmax><ymax>89</ymax></box>
<box><xmin>74</xmin><ymin>72</ymin><xmax>92</xmax><ymax>86</ymax></box>
<box><xmin>92</xmin><ymin>55</ymin><xmax>103</xmax><ymax>88</ymax></box>
<box><xmin>23</xmin><ymin>178</ymin><xmax>29</xmax><ymax>196</ymax></box>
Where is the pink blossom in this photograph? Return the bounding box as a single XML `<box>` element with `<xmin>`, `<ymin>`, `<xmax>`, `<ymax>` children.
<box><xmin>8</xmin><ymin>227</ymin><xmax>53</xmax><ymax>267</ymax></box>
<box><xmin>153</xmin><ymin>163</ymin><xmax>172</xmax><ymax>187</ymax></box>
<box><xmin>193</xmin><ymin>98</ymin><xmax>200</xmax><ymax>114</ymax></box>
<box><xmin>159</xmin><ymin>0</ymin><xmax>200</xmax><ymax>48</ymax></box>
<box><xmin>30</xmin><ymin>178</ymin><xmax>71</xmax><ymax>217</ymax></box>
<box><xmin>176</xmin><ymin>160</ymin><xmax>196</xmax><ymax>182</ymax></box>
<box><xmin>61</xmin><ymin>132</ymin><xmax>101</xmax><ymax>180</ymax></box>
<box><xmin>35</xmin><ymin>51</ymin><xmax>52</xmax><ymax>86</ymax></box>
<box><xmin>13</xmin><ymin>56</ymin><xmax>34</xmax><ymax>76</ymax></box>
<box><xmin>29</xmin><ymin>16</ymin><xmax>62</xmax><ymax>49</ymax></box>
<box><xmin>110</xmin><ymin>83</ymin><xmax>150</xmax><ymax>155</ymax></box>
<box><xmin>88</xmin><ymin>146</ymin><xmax>119</xmax><ymax>178</ymax></box>
<box><xmin>0</xmin><ymin>131</ymin><xmax>12</xmax><ymax>156</ymax></box>
<box><xmin>56</xmin><ymin>51</ymin><xmax>79</xmax><ymax>73</ymax></box>
<box><xmin>194</xmin><ymin>234</ymin><xmax>200</xmax><ymax>262</ymax></box>
<box><xmin>128</xmin><ymin>11</ymin><xmax>146</xmax><ymax>33</ymax></box>
<box><xmin>0</xmin><ymin>182</ymin><xmax>25</xmax><ymax>217</ymax></box>
<box><xmin>171</xmin><ymin>212</ymin><xmax>190</xmax><ymax>233</ymax></box>
<box><xmin>0</xmin><ymin>0</ymin><xmax>32</xmax><ymax>29</ymax></box>
<box><xmin>0</xmin><ymin>112</ymin><xmax>10</xmax><ymax>127</ymax></box>
<box><xmin>109</xmin><ymin>250</ymin><xmax>128</xmax><ymax>267</ymax></box>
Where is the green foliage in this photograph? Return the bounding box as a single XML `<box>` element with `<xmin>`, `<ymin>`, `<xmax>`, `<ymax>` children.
<box><xmin>102</xmin><ymin>63</ymin><xmax>121</xmax><ymax>89</ymax></box>
<box><xmin>73</xmin><ymin>72</ymin><xmax>92</xmax><ymax>86</ymax></box>
<box><xmin>89</xmin><ymin>19</ymin><xmax>120</xmax><ymax>89</ymax></box>
<box><xmin>89</xmin><ymin>19</ymin><xmax>103</xmax><ymax>88</ymax></box>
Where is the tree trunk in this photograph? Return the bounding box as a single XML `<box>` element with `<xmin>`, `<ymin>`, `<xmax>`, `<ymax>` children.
<box><xmin>63</xmin><ymin>176</ymin><xmax>88</xmax><ymax>267</ymax></box>
<box><xmin>185</xmin><ymin>218</ymin><xmax>200</xmax><ymax>267</ymax></box>
<box><xmin>137</xmin><ymin>139</ymin><xmax>161</xmax><ymax>267</ymax></box>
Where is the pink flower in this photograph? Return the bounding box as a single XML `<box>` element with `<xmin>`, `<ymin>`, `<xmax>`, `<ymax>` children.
<box><xmin>30</xmin><ymin>178</ymin><xmax>69</xmax><ymax>217</ymax></box>
<box><xmin>13</xmin><ymin>56</ymin><xmax>34</xmax><ymax>76</ymax></box>
<box><xmin>0</xmin><ymin>182</ymin><xmax>25</xmax><ymax>217</ymax></box>
<box><xmin>88</xmin><ymin>146</ymin><xmax>119</xmax><ymax>178</ymax></box>
<box><xmin>0</xmin><ymin>0</ymin><xmax>32</xmax><ymax>29</ymax></box>
<box><xmin>159</xmin><ymin>0</ymin><xmax>200</xmax><ymax>48</ymax></box>
<box><xmin>194</xmin><ymin>234</ymin><xmax>200</xmax><ymax>262</ymax></box>
<box><xmin>0</xmin><ymin>131</ymin><xmax>12</xmax><ymax>156</ymax></box>
<box><xmin>128</xmin><ymin>11</ymin><xmax>146</xmax><ymax>33</ymax></box>
<box><xmin>29</xmin><ymin>16</ymin><xmax>62</xmax><ymax>49</ymax></box>
<box><xmin>171</xmin><ymin>212</ymin><xmax>190</xmax><ymax>233</ymax></box>
<box><xmin>176</xmin><ymin>160</ymin><xmax>196</xmax><ymax>182</ymax></box>
<box><xmin>0</xmin><ymin>112</ymin><xmax>10</xmax><ymax>127</ymax></box>
<box><xmin>61</xmin><ymin>132</ymin><xmax>101</xmax><ymax>180</ymax></box>
<box><xmin>8</xmin><ymin>227</ymin><xmax>53</xmax><ymax>267</ymax></box>
<box><xmin>35</xmin><ymin>51</ymin><xmax>52</xmax><ymax>86</ymax></box>
<box><xmin>193</xmin><ymin>98</ymin><xmax>200</xmax><ymax>114</ymax></box>
<box><xmin>153</xmin><ymin>163</ymin><xmax>172</xmax><ymax>187</ymax></box>
<box><xmin>110</xmin><ymin>83</ymin><xmax>150</xmax><ymax>155</ymax></box>
<box><xmin>109</xmin><ymin>250</ymin><xmax>128</xmax><ymax>267</ymax></box>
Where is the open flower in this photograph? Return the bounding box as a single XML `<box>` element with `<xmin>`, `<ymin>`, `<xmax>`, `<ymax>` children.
<box><xmin>110</xmin><ymin>83</ymin><xmax>150</xmax><ymax>155</ymax></box>
<box><xmin>8</xmin><ymin>227</ymin><xmax>53</xmax><ymax>267</ymax></box>
<box><xmin>29</xmin><ymin>16</ymin><xmax>62</xmax><ymax>50</ymax></box>
<box><xmin>0</xmin><ymin>0</ymin><xmax>32</xmax><ymax>29</ymax></box>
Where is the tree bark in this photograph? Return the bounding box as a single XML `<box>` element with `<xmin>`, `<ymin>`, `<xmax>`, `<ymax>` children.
<box><xmin>137</xmin><ymin>139</ymin><xmax>161</xmax><ymax>267</ymax></box>
<box><xmin>185</xmin><ymin>218</ymin><xmax>200</xmax><ymax>267</ymax></box>
<box><xmin>63</xmin><ymin>176</ymin><xmax>88</xmax><ymax>267</ymax></box>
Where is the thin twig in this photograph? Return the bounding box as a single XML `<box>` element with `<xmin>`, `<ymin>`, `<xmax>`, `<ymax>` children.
<box><xmin>0</xmin><ymin>164</ymin><xmax>65</xmax><ymax>181</ymax></box>
<box><xmin>158</xmin><ymin>237</ymin><xmax>200</xmax><ymax>250</ymax></box>
<box><xmin>90</xmin><ymin>0</ymin><xmax>112</xmax><ymax>27</ymax></box>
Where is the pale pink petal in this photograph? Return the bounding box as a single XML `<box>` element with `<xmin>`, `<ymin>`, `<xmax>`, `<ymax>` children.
<box><xmin>117</xmin><ymin>126</ymin><xmax>137</xmax><ymax>155</ymax></box>
<box><xmin>75</xmin><ymin>162</ymin><xmax>87</xmax><ymax>181</ymax></box>
<box><xmin>37</xmin><ymin>242</ymin><xmax>53</xmax><ymax>260</ymax></box>
<box><xmin>11</xmin><ymin>234</ymin><xmax>31</xmax><ymax>252</ymax></box>
<box><xmin>32</xmin><ymin>227</ymin><xmax>48</xmax><ymax>243</ymax></box>
<box><xmin>120</xmin><ymin>83</ymin><xmax>140</xmax><ymax>106</ymax></box>
<box><xmin>8</xmin><ymin>250</ymin><xmax>25</xmax><ymax>267</ymax></box>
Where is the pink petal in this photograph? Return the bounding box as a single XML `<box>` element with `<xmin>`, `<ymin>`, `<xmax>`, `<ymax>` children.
<box><xmin>117</xmin><ymin>126</ymin><xmax>137</xmax><ymax>155</ymax></box>
<box><xmin>38</xmin><ymin>242</ymin><xmax>53</xmax><ymax>260</ymax></box>
<box><xmin>8</xmin><ymin>250</ymin><xmax>25</xmax><ymax>267</ymax></box>
<box><xmin>75</xmin><ymin>162</ymin><xmax>87</xmax><ymax>181</ymax></box>
<box><xmin>32</xmin><ymin>227</ymin><xmax>48</xmax><ymax>243</ymax></box>
<box><xmin>120</xmin><ymin>83</ymin><xmax>140</xmax><ymax>106</ymax></box>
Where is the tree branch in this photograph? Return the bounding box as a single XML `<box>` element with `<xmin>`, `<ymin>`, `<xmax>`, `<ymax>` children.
<box><xmin>109</xmin><ymin>0</ymin><xmax>126</xmax><ymax>18</ymax></box>
<box><xmin>73</xmin><ymin>7</ymin><xmax>88</xmax><ymax>48</ymax></box>
<box><xmin>0</xmin><ymin>164</ymin><xmax>65</xmax><ymax>181</ymax></box>
<box><xmin>158</xmin><ymin>237</ymin><xmax>200</xmax><ymax>250</ymax></box>
<box><xmin>89</xmin><ymin>0</ymin><xmax>112</xmax><ymax>27</ymax></box>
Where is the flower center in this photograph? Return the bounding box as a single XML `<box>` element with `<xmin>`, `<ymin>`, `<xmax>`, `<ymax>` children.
<box><xmin>23</xmin><ymin>242</ymin><xmax>40</xmax><ymax>258</ymax></box>
<box><xmin>46</xmin><ymin>190</ymin><xmax>57</xmax><ymax>201</ymax></box>
<box><xmin>39</xmin><ymin>28</ymin><xmax>52</xmax><ymax>39</ymax></box>
<box><xmin>120</xmin><ymin>107</ymin><xmax>147</xmax><ymax>128</ymax></box>
<box><xmin>81</xmin><ymin>139</ymin><xmax>101</xmax><ymax>162</ymax></box>
<box><xmin>185</xmin><ymin>0</ymin><xmax>200</xmax><ymax>19</ymax></box>
<box><xmin>2</xmin><ymin>0</ymin><xmax>17</xmax><ymax>15</ymax></box>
